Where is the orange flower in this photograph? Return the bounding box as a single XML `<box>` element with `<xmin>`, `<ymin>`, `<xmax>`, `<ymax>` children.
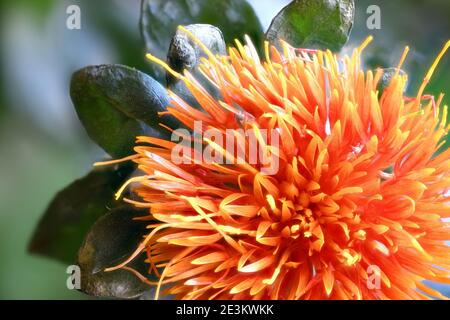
<box><xmin>105</xmin><ymin>28</ymin><xmax>450</xmax><ymax>300</ymax></box>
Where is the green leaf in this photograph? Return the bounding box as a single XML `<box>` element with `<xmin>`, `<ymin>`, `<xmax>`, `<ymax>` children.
<box><xmin>140</xmin><ymin>0</ymin><xmax>263</xmax><ymax>81</ymax></box>
<box><xmin>77</xmin><ymin>206</ymin><xmax>151</xmax><ymax>299</ymax></box>
<box><xmin>28</xmin><ymin>164</ymin><xmax>133</xmax><ymax>264</ymax></box>
<box><xmin>70</xmin><ymin>64</ymin><xmax>173</xmax><ymax>158</ymax></box>
<box><xmin>266</xmin><ymin>0</ymin><xmax>355</xmax><ymax>52</ymax></box>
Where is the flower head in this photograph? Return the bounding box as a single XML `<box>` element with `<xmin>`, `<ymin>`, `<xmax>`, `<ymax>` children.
<box><xmin>106</xmin><ymin>29</ymin><xmax>450</xmax><ymax>300</ymax></box>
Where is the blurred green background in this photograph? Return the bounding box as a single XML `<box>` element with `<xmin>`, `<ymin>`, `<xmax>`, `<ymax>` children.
<box><xmin>0</xmin><ymin>0</ymin><xmax>448</xmax><ymax>299</ymax></box>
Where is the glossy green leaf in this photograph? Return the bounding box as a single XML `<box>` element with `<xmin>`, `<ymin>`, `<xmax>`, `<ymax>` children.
<box><xmin>266</xmin><ymin>0</ymin><xmax>355</xmax><ymax>52</ymax></box>
<box><xmin>77</xmin><ymin>206</ymin><xmax>151</xmax><ymax>299</ymax></box>
<box><xmin>28</xmin><ymin>164</ymin><xmax>133</xmax><ymax>264</ymax></box>
<box><xmin>140</xmin><ymin>0</ymin><xmax>263</xmax><ymax>81</ymax></box>
<box><xmin>70</xmin><ymin>64</ymin><xmax>173</xmax><ymax>158</ymax></box>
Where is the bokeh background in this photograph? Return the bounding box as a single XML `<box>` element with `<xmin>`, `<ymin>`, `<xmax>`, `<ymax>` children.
<box><xmin>0</xmin><ymin>0</ymin><xmax>448</xmax><ymax>299</ymax></box>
